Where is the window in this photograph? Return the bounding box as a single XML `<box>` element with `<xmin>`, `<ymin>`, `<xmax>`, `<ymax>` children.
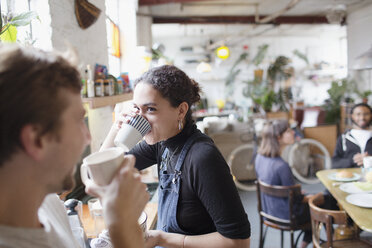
<box><xmin>0</xmin><ymin>0</ymin><xmax>52</xmax><ymax>50</ymax></box>
<box><xmin>105</xmin><ymin>0</ymin><xmax>121</xmax><ymax>77</ymax></box>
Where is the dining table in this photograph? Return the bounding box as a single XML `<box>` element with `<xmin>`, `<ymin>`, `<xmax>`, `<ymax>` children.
<box><xmin>316</xmin><ymin>167</ymin><xmax>372</xmax><ymax>233</ymax></box>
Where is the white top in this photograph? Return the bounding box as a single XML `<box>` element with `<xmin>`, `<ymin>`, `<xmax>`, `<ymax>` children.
<box><xmin>0</xmin><ymin>194</ymin><xmax>81</xmax><ymax>248</ymax></box>
<box><xmin>350</xmin><ymin>129</ymin><xmax>372</xmax><ymax>153</ymax></box>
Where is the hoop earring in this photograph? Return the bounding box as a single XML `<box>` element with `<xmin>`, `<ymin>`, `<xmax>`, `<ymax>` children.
<box><xmin>178</xmin><ymin>120</ymin><xmax>183</xmax><ymax>130</ymax></box>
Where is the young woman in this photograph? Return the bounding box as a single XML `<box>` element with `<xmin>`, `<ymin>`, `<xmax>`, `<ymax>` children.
<box><xmin>102</xmin><ymin>65</ymin><xmax>251</xmax><ymax>248</ymax></box>
<box><xmin>254</xmin><ymin>119</ymin><xmax>313</xmax><ymax>248</ymax></box>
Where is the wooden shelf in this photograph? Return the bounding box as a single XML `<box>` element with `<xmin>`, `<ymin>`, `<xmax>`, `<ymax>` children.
<box><xmin>82</xmin><ymin>93</ymin><xmax>133</xmax><ymax>109</ymax></box>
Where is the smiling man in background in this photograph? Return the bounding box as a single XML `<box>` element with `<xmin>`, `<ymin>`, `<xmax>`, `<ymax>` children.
<box><xmin>0</xmin><ymin>44</ymin><xmax>148</xmax><ymax>248</ymax></box>
<box><xmin>332</xmin><ymin>103</ymin><xmax>372</xmax><ymax>168</ymax></box>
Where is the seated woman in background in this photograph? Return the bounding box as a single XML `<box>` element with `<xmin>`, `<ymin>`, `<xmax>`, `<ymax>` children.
<box><xmin>101</xmin><ymin>65</ymin><xmax>251</xmax><ymax>248</ymax></box>
<box><xmin>255</xmin><ymin>119</ymin><xmax>314</xmax><ymax>248</ymax></box>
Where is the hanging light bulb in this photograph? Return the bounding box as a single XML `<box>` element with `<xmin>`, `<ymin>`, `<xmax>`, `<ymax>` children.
<box><xmin>196</xmin><ymin>61</ymin><xmax>212</xmax><ymax>73</ymax></box>
<box><xmin>216</xmin><ymin>45</ymin><xmax>230</xmax><ymax>60</ymax></box>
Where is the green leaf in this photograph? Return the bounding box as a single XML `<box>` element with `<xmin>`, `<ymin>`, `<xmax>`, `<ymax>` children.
<box><xmin>0</xmin><ymin>24</ymin><xmax>17</xmax><ymax>42</ymax></box>
<box><xmin>252</xmin><ymin>44</ymin><xmax>269</xmax><ymax>67</ymax></box>
<box><xmin>293</xmin><ymin>49</ymin><xmax>309</xmax><ymax>65</ymax></box>
<box><xmin>9</xmin><ymin>11</ymin><xmax>38</xmax><ymax>27</ymax></box>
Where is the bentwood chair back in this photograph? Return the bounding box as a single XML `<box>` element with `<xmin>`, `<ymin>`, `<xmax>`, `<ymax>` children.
<box><xmin>255</xmin><ymin>180</ymin><xmax>310</xmax><ymax>248</ymax></box>
<box><xmin>308</xmin><ymin>194</ymin><xmax>371</xmax><ymax>248</ymax></box>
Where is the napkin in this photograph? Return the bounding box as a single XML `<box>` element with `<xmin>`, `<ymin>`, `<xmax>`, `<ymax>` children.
<box><xmin>353</xmin><ymin>182</ymin><xmax>372</xmax><ymax>191</ymax></box>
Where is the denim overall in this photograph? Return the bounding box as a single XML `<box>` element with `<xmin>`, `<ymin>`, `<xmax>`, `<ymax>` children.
<box><xmin>156</xmin><ymin>132</ymin><xmax>203</xmax><ymax>242</ymax></box>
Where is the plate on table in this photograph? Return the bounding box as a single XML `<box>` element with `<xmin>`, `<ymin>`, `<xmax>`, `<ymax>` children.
<box><xmin>346</xmin><ymin>193</ymin><xmax>372</xmax><ymax>208</ymax></box>
<box><xmin>340</xmin><ymin>182</ymin><xmax>372</xmax><ymax>194</ymax></box>
<box><xmin>328</xmin><ymin>172</ymin><xmax>361</xmax><ymax>182</ymax></box>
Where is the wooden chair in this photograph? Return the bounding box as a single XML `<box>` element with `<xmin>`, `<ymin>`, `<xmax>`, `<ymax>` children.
<box><xmin>308</xmin><ymin>194</ymin><xmax>371</xmax><ymax>248</ymax></box>
<box><xmin>256</xmin><ymin>180</ymin><xmax>311</xmax><ymax>248</ymax></box>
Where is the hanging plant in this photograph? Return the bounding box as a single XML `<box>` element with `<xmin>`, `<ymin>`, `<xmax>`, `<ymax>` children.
<box><xmin>252</xmin><ymin>44</ymin><xmax>269</xmax><ymax>67</ymax></box>
<box><xmin>267</xmin><ymin>56</ymin><xmax>291</xmax><ymax>83</ymax></box>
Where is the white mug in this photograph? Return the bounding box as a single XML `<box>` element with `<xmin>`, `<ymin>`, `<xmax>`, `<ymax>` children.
<box><xmin>80</xmin><ymin>147</ymin><xmax>124</xmax><ymax>186</ymax></box>
<box><xmin>363</xmin><ymin>156</ymin><xmax>372</xmax><ymax>169</ymax></box>
<box><xmin>114</xmin><ymin>115</ymin><xmax>151</xmax><ymax>152</ymax></box>
<box><xmin>138</xmin><ymin>211</ymin><xmax>147</xmax><ymax>238</ymax></box>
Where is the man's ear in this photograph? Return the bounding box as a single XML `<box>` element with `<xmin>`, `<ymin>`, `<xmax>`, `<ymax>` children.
<box><xmin>19</xmin><ymin>125</ymin><xmax>46</xmax><ymax>161</ymax></box>
<box><xmin>178</xmin><ymin>102</ymin><xmax>189</xmax><ymax>119</ymax></box>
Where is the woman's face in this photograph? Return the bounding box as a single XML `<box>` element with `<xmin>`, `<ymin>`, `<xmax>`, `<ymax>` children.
<box><xmin>133</xmin><ymin>82</ymin><xmax>181</xmax><ymax>144</ymax></box>
<box><xmin>279</xmin><ymin>127</ymin><xmax>295</xmax><ymax>146</ymax></box>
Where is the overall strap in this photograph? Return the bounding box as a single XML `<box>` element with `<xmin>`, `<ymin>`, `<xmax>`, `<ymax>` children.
<box><xmin>160</xmin><ymin>148</ymin><xmax>169</xmax><ymax>171</ymax></box>
<box><xmin>174</xmin><ymin>132</ymin><xmax>204</xmax><ymax>172</ymax></box>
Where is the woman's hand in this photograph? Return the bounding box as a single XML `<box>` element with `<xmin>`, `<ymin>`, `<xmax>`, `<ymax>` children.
<box><xmin>145</xmin><ymin>230</ymin><xmax>163</xmax><ymax>248</ymax></box>
<box><xmin>99</xmin><ymin>105</ymin><xmax>138</xmax><ymax>151</ymax></box>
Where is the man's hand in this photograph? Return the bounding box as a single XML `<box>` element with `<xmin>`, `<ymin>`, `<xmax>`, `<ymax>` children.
<box><xmin>85</xmin><ymin>155</ymin><xmax>150</xmax><ymax>248</ymax></box>
<box><xmin>353</xmin><ymin>152</ymin><xmax>369</xmax><ymax>166</ymax></box>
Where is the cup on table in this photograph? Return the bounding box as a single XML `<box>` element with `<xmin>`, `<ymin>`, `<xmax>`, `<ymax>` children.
<box><xmin>363</xmin><ymin>156</ymin><xmax>372</xmax><ymax>181</ymax></box>
<box><xmin>87</xmin><ymin>198</ymin><xmax>100</xmax><ymax>218</ymax></box>
<box><xmin>92</xmin><ymin>209</ymin><xmax>106</xmax><ymax>236</ymax></box>
<box><xmin>138</xmin><ymin>211</ymin><xmax>147</xmax><ymax>238</ymax></box>
<box><xmin>363</xmin><ymin>156</ymin><xmax>372</xmax><ymax>170</ymax></box>
<box><xmin>80</xmin><ymin>147</ymin><xmax>125</xmax><ymax>186</ymax></box>
<box><xmin>114</xmin><ymin>115</ymin><xmax>151</xmax><ymax>152</ymax></box>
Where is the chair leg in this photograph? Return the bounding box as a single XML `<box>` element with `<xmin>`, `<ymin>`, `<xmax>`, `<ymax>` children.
<box><xmin>261</xmin><ymin>226</ymin><xmax>268</xmax><ymax>248</ymax></box>
<box><xmin>290</xmin><ymin>231</ymin><xmax>294</xmax><ymax>248</ymax></box>
<box><xmin>281</xmin><ymin>230</ymin><xmax>284</xmax><ymax>248</ymax></box>
<box><xmin>259</xmin><ymin>222</ymin><xmax>263</xmax><ymax>248</ymax></box>
<box><xmin>294</xmin><ymin>230</ymin><xmax>303</xmax><ymax>248</ymax></box>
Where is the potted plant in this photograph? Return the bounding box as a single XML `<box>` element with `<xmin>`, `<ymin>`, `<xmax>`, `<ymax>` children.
<box><xmin>0</xmin><ymin>10</ymin><xmax>38</xmax><ymax>43</ymax></box>
<box><xmin>252</xmin><ymin>44</ymin><xmax>269</xmax><ymax>83</ymax></box>
<box><xmin>267</xmin><ymin>55</ymin><xmax>292</xmax><ymax>86</ymax></box>
<box><xmin>323</xmin><ymin>78</ymin><xmax>352</xmax><ymax>124</ymax></box>
<box><xmin>354</xmin><ymin>88</ymin><xmax>372</xmax><ymax>104</ymax></box>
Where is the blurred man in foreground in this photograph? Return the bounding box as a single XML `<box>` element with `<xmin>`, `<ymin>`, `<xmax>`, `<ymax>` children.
<box><xmin>0</xmin><ymin>44</ymin><xmax>148</xmax><ymax>248</ymax></box>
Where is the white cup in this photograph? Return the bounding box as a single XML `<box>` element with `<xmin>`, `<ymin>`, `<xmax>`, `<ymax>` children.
<box><xmin>138</xmin><ymin>211</ymin><xmax>147</xmax><ymax>237</ymax></box>
<box><xmin>114</xmin><ymin>115</ymin><xmax>151</xmax><ymax>152</ymax></box>
<box><xmin>80</xmin><ymin>147</ymin><xmax>124</xmax><ymax>186</ymax></box>
<box><xmin>363</xmin><ymin>156</ymin><xmax>372</xmax><ymax>169</ymax></box>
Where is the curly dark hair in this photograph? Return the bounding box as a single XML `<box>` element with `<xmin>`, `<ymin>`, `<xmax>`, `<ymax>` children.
<box><xmin>134</xmin><ymin>65</ymin><xmax>201</xmax><ymax>124</ymax></box>
<box><xmin>350</xmin><ymin>103</ymin><xmax>372</xmax><ymax>115</ymax></box>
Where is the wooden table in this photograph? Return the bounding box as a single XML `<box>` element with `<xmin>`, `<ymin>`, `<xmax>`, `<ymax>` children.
<box><xmin>81</xmin><ymin>201</ymin><xmax>158</xmax><ymax>238</ymax></box>
<box><xmin>317</xmin><ymin>168</ymin><xmax>372</xmax><ymax>232</ymax></box>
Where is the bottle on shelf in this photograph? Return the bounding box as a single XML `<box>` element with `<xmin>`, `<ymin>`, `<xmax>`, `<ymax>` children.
<box><xmin>86</xmin><ymin>65</ymin><xmax>95</xmax><ymax>98</ymax></box>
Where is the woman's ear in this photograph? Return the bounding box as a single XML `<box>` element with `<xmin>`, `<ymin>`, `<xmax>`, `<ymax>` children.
<box><xmin>178</xmin><ymin>102</ymin><xmax>189</xmax><ymax>119</ymax></box>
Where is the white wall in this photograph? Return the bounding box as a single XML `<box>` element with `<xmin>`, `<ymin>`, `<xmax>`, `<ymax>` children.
<box><xmin>49</xmin><ymin>0</ymin><xmax>108</xmax><ymax>67</ymax></box>
<box><xmin>153</xmin><ymin>24</ymin><xmax>347</xmax><ymax>108</ymax></box>
<box><xmin>347</xmin><ymin>3</ymin><xmax>372</xmax><ymax>93</ymax></box>
<box><xmin>49</xmin><ymin>0</ymin><xmax>113</xmax><ymax>152</ymax></box>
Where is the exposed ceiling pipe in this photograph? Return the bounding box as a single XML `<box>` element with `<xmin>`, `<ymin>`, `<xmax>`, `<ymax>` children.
<box><xmin>206</xmin><ymin>25</ymin><xmax>276</xmax><ymax>51</ymax></box>
<box><xmin>255</xmin><ymin>0</ymin><xmax>300</xmax><ymax>24</ymax></box>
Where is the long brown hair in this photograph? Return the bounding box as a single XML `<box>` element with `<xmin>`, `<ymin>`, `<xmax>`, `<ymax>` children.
<box><xmin>258</xmin><ymin>119</ymin><xmax>289</xmax><ymax>158</ymax></box>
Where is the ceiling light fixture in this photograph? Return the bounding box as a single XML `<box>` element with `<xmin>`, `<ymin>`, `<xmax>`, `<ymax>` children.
<box><xmin>325</xmin><ymin>4</ymin><xmax>346</xmax><ymax>25</ymax></box>
<box><xmin>216</xmin><ymin>45</ymin><xmax>230</xmax><ymax>60</ymax></box>
<box><xmin>196</xmin><ymin>61</ymin><xmax>212</xmax><ymax>73</ymax></box>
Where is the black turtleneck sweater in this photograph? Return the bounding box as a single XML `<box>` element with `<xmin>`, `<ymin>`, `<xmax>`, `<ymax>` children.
<box><xmin>129</xmin><ymin>122</ymin><xmax>251</xmax><ymax>239</ymax></box>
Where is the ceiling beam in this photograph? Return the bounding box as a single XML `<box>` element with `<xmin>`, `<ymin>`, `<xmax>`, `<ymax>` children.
<box><xmin>139</xmin><ymin>0</ymin><xmax>213</xmax><ymax>6</ymax></box>
<box><xmin>151</xmin><ymin>15</ymin><xmax>331</xmax><ymax>24</ymax></box>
